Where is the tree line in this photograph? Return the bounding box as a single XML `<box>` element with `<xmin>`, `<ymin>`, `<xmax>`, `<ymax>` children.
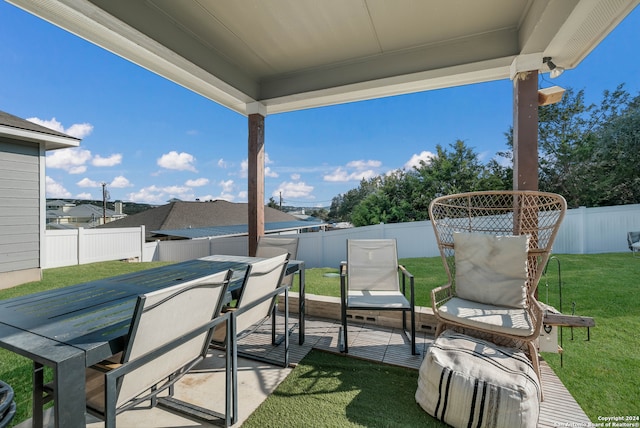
<box><xmin>328</xmin><ymin>84</ymin><xmax>640</xmax><ymax>226</ymax></box>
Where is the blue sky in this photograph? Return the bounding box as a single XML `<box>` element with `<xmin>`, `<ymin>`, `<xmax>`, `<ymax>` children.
<box><xmin>1</xmin><ymin>3</ymin><xmax>639</xmax><ymax>207</ymax></box>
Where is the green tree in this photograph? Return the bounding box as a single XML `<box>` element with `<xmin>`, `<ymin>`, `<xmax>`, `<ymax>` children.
<box><xmin>267</xmin><ymin>197</ymin><xmax>279</xmax><ymax>210</ymax></box>
<box><xmin>328</xmin><ymin>178</ymin><xmax>378</xmax><ymax>222</ymax></box>
<box><xmin>586</xmin><ymin>93</ymin><xmax>640</xmax><ymax>205</ymax></box>
<box><xmin>347</xmin><ymin>140</ymin><xmax>507</xmax><ymax>226</ymax></box>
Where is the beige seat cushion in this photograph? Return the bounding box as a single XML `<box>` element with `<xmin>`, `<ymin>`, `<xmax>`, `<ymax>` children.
<box><xmin>454</xmin><ymin>232</ymin><xmax>529</xmax><ymax>309</ymax></box>
<box><xmin>347</xmin><ymin>290</ymin><xmax>410</xmax><ymax>309</ymax></box>
<box><xmin>416</xmin><ymin>330</ymin><xmax>540</xmax><ymax>427</ymax></box>
<box><xmin>438</xmin><ymin>297</ymin><xmax>534</xmax><ymax>337</ymax></box>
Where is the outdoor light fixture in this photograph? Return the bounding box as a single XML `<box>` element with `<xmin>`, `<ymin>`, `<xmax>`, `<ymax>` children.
<box><xmin>543</xmin><ymin>57</ymin><xmax>565</xmax><ymax>78</ymax></box>
<box><xmin>538</xmin><ymin>86</ymin><xmax>565</xmax><ymax>106</ymax></box>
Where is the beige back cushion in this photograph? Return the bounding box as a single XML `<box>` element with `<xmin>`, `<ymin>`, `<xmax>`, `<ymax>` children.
<box><xmin>453</xmin><ymin>232</ymin><xmax>529</xmax><ymax>308</ymax></box>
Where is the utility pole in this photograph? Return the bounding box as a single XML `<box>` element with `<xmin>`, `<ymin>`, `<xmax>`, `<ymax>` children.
<box><xmin>101</xmin><ymin>182</ymin><xmax>107</xmax><ymax>224</ymax></box>
<box><xmin>279</xmin><ymin>191</ymin><xmax>283</xmax><ymax>210</ymax></box>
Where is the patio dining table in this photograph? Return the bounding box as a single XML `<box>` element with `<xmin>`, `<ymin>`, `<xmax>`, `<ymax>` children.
<box><xmin>0</xmin><ymin>255</ymin><xmax>304</xmax><ymax>428</ymax></box>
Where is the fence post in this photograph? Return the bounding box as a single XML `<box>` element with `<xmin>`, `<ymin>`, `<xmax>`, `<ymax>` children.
<box><xmin>577</xmin><ymin>206</ymin><xmax>587</xmax><ymax>254</ymax></box>
<box><xmin>77</xmin><ymin>227</ymin><xmax>84</xmax><ymax>265</ymax></box>
<box><xmin>140</xmin><ymin>225</ymin><xmax>145</xmax><ymax>261</ymax></box>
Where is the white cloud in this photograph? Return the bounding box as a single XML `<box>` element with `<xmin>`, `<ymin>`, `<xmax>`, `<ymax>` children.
<box><xmin>28</xmin><ymin>117</ymin><xmax>65</xmax><ymax>133</ymax></box>
<box><xmin>219</xmin><ymin>180</ymin><xmax>234</xmax><ymax>193</ymax></box>
<box><xmin>404</xmin><ymin>151</ymin><xmax>435</xmax><ymax>170</ymax></box>
<box><xmin>323</xmin><ymin>167</ymin><xmax>377</xmax><ymax>182</ymax></box>
<box><xmin>92</xmin><ymin>154</ymin><xmax>122</xmax><ymax>167</ymax></box>
<box><xmin>218</xmin><ymin>158</ymin><xmax>228</xmax><ymax>168</ymax></box>
<box><xmin>323</xmin><ymin>158</ymin><xmax>383</xmax><ymax>182</ymax></box>
<box><xmin>157</xmin><ymin>151</ymin><xmax>197</xmax><ymax>172</ymax></box>
<box><xmin>291</xmin><ymin>173</ymin><xmax>301</xmax><ymax>180</ymax></box>
<box><xmin>127</xmin><ymin>186</ymin><xmax>165</xmax><ymax>204</ymax></box>
<box><xmin>265</xmin><ymin>167</ymin><xmax>278</xmax><ymax>178</ymax></box>
<box><xmin>46</xmin><ymin>176</ymin><xmax>71</xmax><ymax>198</ymax></box>
<box><xmin>217</xmin><ymin>192</ymin><xmax>235</xmax><ymax>202</ymax></box>
<box><xmin>240</xmin><ymin>159</ymin><xmax>248</xmax><ymax>178</ymax></box>
<box><xmin>185</xmin><ymin>178</ymin><xmax>209</xmax><ymax>187</ymax></box>
<box><xmin>27</xmin><ymin>117</ymin><xmax>93</xmax><ymax>139</ymax></box>
<box><xmin>273</xmin><ymin>181</ymin><xmax>314</xmax><ymax>199</ymax></box>
<box><xmin>347</xmin><ymin>160</ymin><xmax>382</xmax><ymax>170</ymax></box>
<box><xmin>76</xmin><ymin>177</ymin><xmax>100</xmax><ymax>188</ymax></box>
<box><xmin>65</xmin><ymin>123</ymin><xmax>94</xmax><ymax>139</ymax></box>
<box><xmin>110</xmin><ymin>176</ymin><xmax>133</xmax><ymax>188</ymax></box>
<box><xmin>126</xmin><ymin>184</ymin><xmax>195</xmax><ymax>204</ymax></box>
<box><xmin>76</xmin><ymin>192</ymin><xmax>92</xmax><ymax>200</ymax></box>
<box><xmin>240</xmin><ymin>152</ymin><xmax>276</xmax><ymax>178</ymax></box>
<box><xmin>46</xmin><ymin>148</ymin><xmax>92</xmax><ymax>174</ymax></box>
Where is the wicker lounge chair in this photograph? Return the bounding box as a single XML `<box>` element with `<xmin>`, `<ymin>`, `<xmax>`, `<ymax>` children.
<box><xmin>429</xmin><ymin>191</ymin><xmax>566</xmax><ymax>383</ymax></box>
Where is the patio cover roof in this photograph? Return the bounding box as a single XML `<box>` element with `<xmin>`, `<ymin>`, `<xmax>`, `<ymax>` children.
<box><xmin>7</xmin><ymin>1</ymin><xmax>639</xmax><ymax>116</ymax></box>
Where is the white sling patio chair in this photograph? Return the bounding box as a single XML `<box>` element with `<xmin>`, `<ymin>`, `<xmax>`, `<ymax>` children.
<box><xmin>255</xmin><ymin>235</ymin><xmax>299</xmax><ymax>288</ymax></box>
<box><xmin>627</xmin><ymin>231</ymin><xmax>640</xmax><ymax>257</ymax></box>
<box><xmin>429</xmin><ymin>190</ymin><xmax>566</xmax><ymax>385</ymax></box>
<box><xmin>35</xmin><ymin>269</ymin><xmax>234</xmax><ymax>428</ymax></box>
<box><xmin>339</xmin><ymin>239</ymin><xmax>418</xmax><ymax>355</ymax></box>
<box><xmin>213</xmin><ymin>253</ymin><xmax>290</xmax><ymax>362</ymax></box>
<box><xmin>211</xmin><ymin>253</ymin><xmax>290</xmax><ymax>424</ymax></box>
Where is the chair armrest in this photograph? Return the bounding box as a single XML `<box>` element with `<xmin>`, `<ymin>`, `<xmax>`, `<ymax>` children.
<box><xmin>431</xmin><ymin>284</ymin><xmax>454</xmax><ymax>311</ymax></box>
<box><xmin>398</xmin><ymin>265</ymin><xmax>413</xmax><ymax>279</ymax></box>
<box><xmin>232</xmin><ymin>285</ymin><xmax>289</xmax><ymax>317</ymax></box>
<box><xmin>106</xmin><ymin>311</ymin><xmax>231</xmax><ymax>381</ymax></box>
<box><xmin>528</xmin><ymin>298</ymin><xmax>545</xmax><ymax>337</ymax></box>
<box><xmin>398</xmin><ymin>265</ymin><xmax>415</xmax><ymax>303</ymax></box>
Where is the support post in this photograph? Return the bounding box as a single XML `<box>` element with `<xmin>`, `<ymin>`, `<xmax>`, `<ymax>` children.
<box><xmin>512</xmin><ymin>70</ymin><xmax>539</xmax><ymax>191</ymax></box>
<box><xmin>248</xmin><ymin>113</ymin><xmax>265</xmax><ymax>256</ymax></box>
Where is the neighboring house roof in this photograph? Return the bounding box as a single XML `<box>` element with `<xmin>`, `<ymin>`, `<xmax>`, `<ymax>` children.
<box><xmin>99</xmin><ymin>200</ymin><xmax>324</xmax><ymax>240</ymax></box>
<box><xmin>156</xmin><ymin>220</ymin><xmax>324</xmax><ymax>239</ymax></box>
<box><xmin>46</xmin><ymin>202</ymin><xmax>123</xmax><ymax>219</ymax></box>
<box><xmin>0</xmin><ymin>110</ymin><xmax>80</xmax><ymax>150</ymax></box>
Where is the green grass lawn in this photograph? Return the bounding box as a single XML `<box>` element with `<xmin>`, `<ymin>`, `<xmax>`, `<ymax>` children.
<box><xmin>535</xmin><ymin>253</ymin><xmax>640</xmax><ymax>421</ymax></box>
<box><xmin>243</xmin><ymin>349</ymin><xmax>447</xmax><ymax>428</ymax></box>
<box><xmin>1</xmin><ymin>254</ymin><xmax>638</xmax><ymax>425</ymax></box>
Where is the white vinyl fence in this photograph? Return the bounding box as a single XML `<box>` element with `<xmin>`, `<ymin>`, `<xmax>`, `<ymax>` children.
<box><xmin>44</xmin><ymin>226</ymin><xmax>146</xmax><ymax>268</ymax></box>
<box><xmin>44</xmin><ymin>204</ymin><xmax>640</xmax><ymax>269</ymax></box>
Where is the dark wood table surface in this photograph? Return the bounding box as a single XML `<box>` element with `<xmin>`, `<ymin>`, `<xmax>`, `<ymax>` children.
<box><xmin>0</xmin><ymin>256</ymin><xmax>304</xmax><ymax>428</ymax></box>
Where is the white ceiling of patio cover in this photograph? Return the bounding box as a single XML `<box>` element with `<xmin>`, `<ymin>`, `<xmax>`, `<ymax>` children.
<box><xmin>8</xmin><ymin>0</ymin><xmax>639</xmax><ymax>115</ymax></box>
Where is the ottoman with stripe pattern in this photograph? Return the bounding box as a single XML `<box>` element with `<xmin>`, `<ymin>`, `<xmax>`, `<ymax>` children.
<box><xmin>416</xmin><ymin>330</ymin><xmax>540</xmax><ymax>427</ymax></box>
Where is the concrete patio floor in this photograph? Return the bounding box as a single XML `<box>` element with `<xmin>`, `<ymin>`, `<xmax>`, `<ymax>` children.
<box><xmin>20</xmin><ymin>314</ymin><xmax>592</xmax><ymax>427</ymax></box>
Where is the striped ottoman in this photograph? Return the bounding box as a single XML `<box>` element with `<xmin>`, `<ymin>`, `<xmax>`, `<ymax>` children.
<box><xmin>416</xmin><ymin>330</ymin><xmax>540</xmax><ymax>428</ymax></box>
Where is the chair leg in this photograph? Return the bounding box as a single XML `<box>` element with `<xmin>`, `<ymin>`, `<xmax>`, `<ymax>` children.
<box><xmin>410</xmin><ymin>309</ymin><xmax>418</xmax><ymax>355</ymax></box>
<box><xmin>527</xmin><ymin>341</ymin><xmax>544</xmax><ymax>401</ymax></box>
<box><xmin>435</xmin><ymin>322</ymin><xmax>446</xmax><ymax>338</ymax></box>
<box><xmin>340</xmin><ymin>306</ymin><xmax>348</xmax><ymax>353</ymax></box>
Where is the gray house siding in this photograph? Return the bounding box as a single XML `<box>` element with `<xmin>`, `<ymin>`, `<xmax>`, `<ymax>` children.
<box><xmin>0</xmin><ymin>138</ymin><xmax>41</xmax><ymax>280</ymax></box>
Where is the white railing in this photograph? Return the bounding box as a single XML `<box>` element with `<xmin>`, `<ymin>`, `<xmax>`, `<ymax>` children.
<box><xmin>44</xmin><ymin>204</ymin><xmax>640</xmax><ymax>269</ymax></box>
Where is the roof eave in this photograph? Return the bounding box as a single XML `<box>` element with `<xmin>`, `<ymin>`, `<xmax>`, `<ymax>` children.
<box><xmin>0</xmin><ymin>125</ymin><xmax>80</xmax><ymax>150</ymax></box>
